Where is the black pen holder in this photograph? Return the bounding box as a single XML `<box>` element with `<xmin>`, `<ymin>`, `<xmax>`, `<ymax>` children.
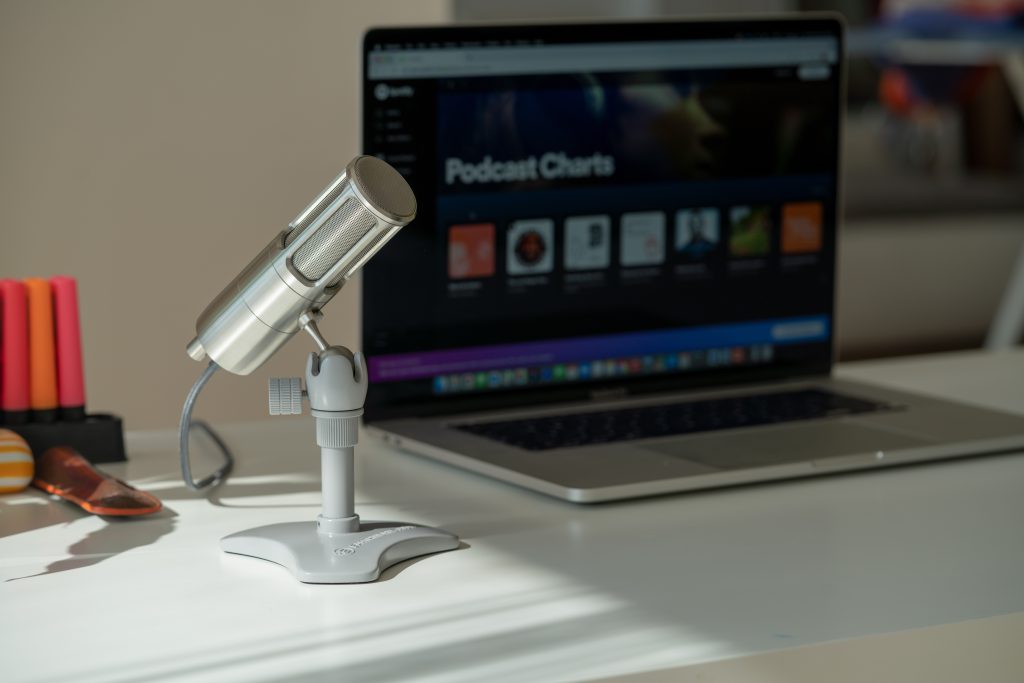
<box><xmin>7</xmin><ymin>414</ymin><xmax>127</xmax><ymax>464</ymax></box>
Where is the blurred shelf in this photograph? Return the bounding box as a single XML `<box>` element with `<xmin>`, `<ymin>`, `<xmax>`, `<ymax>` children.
<box><xmin>848</xmin><ymin>27</ymin><xmax>1024</xmax><ymax>65</ymax></box>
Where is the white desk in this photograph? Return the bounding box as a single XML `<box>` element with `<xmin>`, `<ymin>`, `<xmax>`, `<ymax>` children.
<box><xmin>3</xmin><ymin>349</ymin><xmax>1024</xmax><ymax>683</ymax></box>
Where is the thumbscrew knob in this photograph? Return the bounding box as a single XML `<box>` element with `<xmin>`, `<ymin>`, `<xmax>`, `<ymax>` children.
<box><xmin>268</xmin><ymin>377</ymin><xmax>303</xmax><ymax>416</ymax></box>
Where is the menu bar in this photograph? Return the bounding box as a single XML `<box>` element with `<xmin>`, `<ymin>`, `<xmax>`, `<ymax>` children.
<box><xmin>368</xmin><ymin>37</ymin><xmax>839</xmax><ymax>80</ymax></box>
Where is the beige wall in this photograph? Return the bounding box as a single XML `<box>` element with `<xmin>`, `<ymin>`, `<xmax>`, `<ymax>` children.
<box><xmin>0</xmin><ymin>0</ymin><xmax>450</xmax><ymax>429</ymax></box>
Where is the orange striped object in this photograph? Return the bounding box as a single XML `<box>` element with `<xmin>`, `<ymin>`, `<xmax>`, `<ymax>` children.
<box><xmin>0</xmin><ymin>429</ymin><xmax>34</xmax><ymax>493</ymax></box>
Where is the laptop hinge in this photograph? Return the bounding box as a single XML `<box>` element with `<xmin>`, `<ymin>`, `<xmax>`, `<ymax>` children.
<box><xmin>588</xmin><ymin>387</ymin><xmax>629</xmax><ymax>401</ymax></box>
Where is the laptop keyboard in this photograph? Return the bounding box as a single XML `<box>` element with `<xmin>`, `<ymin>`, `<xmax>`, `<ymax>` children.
<box><xmin>455</xmin><ymin>389</ymin><xmax>890</xmax><ymax>451</ymax></box>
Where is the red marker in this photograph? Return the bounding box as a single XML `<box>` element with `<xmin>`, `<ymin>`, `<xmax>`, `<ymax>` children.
<box><xmin>1</xmin><ymin>280</ymin><xmax>30</xmax><ymax>424</ymax></box>
<box><xmin>50</xmin><ymin>276</ymin><xmax>86</xmax><ymax>421</ymax></box>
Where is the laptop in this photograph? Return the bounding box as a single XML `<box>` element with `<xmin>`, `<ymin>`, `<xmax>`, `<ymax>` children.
<box><xmin>360</xmin><ymin>17</ymin><xmax>1024</xmax><ymax>502</ymax></box>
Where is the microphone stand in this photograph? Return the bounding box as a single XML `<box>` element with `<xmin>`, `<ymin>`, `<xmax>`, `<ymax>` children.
<box><xmin>220</xmin><ymin>313</ymin><xmax>459</xmax><ymax>583</ymax></box>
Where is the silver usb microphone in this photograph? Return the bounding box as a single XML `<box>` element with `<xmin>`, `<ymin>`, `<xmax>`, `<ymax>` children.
<box><xmin>185</xmin><ymin>155</ymin><xmax>415</xmax><ymax>375</ymax></box>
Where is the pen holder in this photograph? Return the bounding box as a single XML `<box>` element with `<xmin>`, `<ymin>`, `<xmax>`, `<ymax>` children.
<box><xmin>7</xmin><ymin>414</ymin><xmax>127</xmax><ymax>464</ymax></box>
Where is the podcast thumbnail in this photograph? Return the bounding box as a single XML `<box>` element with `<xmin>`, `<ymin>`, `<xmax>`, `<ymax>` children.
<box><xmin>507</xmin><ymin>219</ymin><xmax>555</xmax><ymax>275</ymax></box>
<box><xmin>448</xmin><ymin>223</ymin><xmax>495</xmax><ymax>279</ymax></box>
<box><xmin>564</xmin><ymin>215</ymin><xmax>611</xmax><ymax>271</ymax></box>
<box><xmin>728</xmin><ymin>206</ymin><xmax>772</xmax><ymax>257</ymax></box>
<box><xmin>781</xmin><ymin>202</ymin><xmax>823</xmax><ymax>254</ymax></box>
<box><xmin>675</xmin><ymin>208</ymin><xmax>719</xmax><ymax>257</ymax></box>
<box><xmin>620</xmin><ymin>212</ymin><xmax>666</xmax><ymax>266</ymax></box>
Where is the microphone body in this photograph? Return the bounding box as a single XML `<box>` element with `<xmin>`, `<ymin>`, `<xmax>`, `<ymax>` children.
<box><xmin>186</xmin><ymin>156</ymin><xmax>415</xmax><ymax>375</ymax></box>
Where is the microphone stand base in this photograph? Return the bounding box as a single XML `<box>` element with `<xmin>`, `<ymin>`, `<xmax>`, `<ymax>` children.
<box><xmin>221</xmin><ymin>521</ymin><xmax>459</xmax><ymax>584</ymax></box>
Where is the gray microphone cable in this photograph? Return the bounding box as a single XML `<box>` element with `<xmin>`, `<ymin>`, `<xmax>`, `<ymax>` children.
<box><xmin>179</xmin><ymin>361</ymin><xmax>234</xmax><ymax>492</ymax></box>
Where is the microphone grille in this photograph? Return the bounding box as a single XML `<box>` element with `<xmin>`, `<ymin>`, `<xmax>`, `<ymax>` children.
<box><xmin>350</xmin><ymin>156</ymin><xmax>416</xmax><ymax>223</ymax></box>
<box><xmin>291</xmin><ymin>199</ymin><xmax>376</xmax><ymax>281</ymax></box>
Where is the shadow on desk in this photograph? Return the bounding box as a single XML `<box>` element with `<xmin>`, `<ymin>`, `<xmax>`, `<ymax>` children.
<box><xmin>5</xmin><ymin>505</ymin><xmax>178</xmax><ymax>582</ymax></box>
<box><xmin>0</xmin><ymin>493</ymin><xmax>82</xmax><ymax>539</ymax></box>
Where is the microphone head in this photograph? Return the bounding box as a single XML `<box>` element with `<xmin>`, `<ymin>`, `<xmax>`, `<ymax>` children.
<box><xmin>287</xmin><ymin>156</ymin><xmax>416</xmax><ymax>283</ymax></box>
<box><xmin>188</xmin><ymin>156</ymin><xmax>415</xmax><ymax>375</ymax></box>
<box><xmin>349</xmin><ymin>155</ymin><xmax>417</xmax><ymax>224</ymax></box>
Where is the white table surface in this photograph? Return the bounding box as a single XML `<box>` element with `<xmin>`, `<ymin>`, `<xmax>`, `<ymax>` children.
<box><xmin>2</xmin><ymin>349</ymin><xmax>1023</xmax><ymax>683</ymax></box>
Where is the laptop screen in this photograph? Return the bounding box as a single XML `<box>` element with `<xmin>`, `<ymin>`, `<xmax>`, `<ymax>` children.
<box><xmin>362</xmin><ymin>19</ymin><xmax>843</xmax><ymax>420</ymax></box>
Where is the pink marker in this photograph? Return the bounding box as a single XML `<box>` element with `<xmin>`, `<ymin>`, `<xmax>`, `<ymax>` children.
<box><xmin>1</xmin><ymin>280</ymin><xmax>30</xmax><ymax>424</ymax></box>
<box><xmin>50</xmin><ymin>276</ymin><xmax>87</xmax><ymax>421</ymax></box>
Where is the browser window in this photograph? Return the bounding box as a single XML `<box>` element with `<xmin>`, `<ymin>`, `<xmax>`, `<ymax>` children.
<box><xmin>362</xmin><ymin>21</ymin><xmax>842</xmax><ymax>418</ymax></box>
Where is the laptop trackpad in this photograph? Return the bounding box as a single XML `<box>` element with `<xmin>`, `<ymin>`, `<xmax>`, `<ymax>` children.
<box><xmin>641</xmin><ymin>422</ymin><xmax>931</xmax><ymax>471</ymax></box>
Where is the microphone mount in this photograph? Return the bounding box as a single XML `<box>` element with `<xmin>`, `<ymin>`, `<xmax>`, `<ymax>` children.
<box><xmin>221</xmin><ymin>324</ymin><xmax>459</xmax><ymax>583</ymax></box>
<box><xmin>298</xmin><ymin>310</ymin><xmax>329</xmax><ymax>352</ymax></box>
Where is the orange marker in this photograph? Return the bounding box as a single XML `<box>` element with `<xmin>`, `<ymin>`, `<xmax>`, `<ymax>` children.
<box><xmin>25</xmin><ymin>278</ymin><xmax>59</xmax><ymax>422</ymax></box>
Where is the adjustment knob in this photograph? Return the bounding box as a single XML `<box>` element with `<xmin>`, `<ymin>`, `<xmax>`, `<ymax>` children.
<box><xmin>268</xmin><ymin>377</ymin><xmax>303</xmax><ymax>416</ymax></box>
